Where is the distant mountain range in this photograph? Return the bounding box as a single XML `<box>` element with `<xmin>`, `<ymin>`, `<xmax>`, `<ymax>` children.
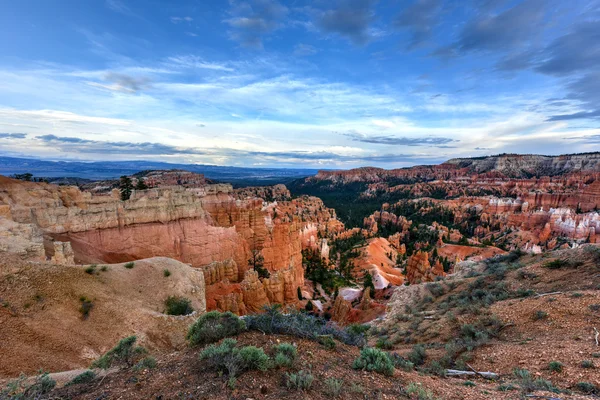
<box><xmin>0</xmin><ymin>156</ymin><xmax>319</xmax><ymax>187</ymax></box>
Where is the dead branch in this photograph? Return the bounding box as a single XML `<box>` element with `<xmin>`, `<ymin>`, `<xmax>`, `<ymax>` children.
<box><xmin>534</xmin><ymin>291</ymin><xmax>563</xmax><ymax>298</ymax></box>
<box><xmin>466</xmin><ymin>363</ymin><xmax>494</xmax><ymax>380</ymax></box>
<box><xmin>445</xmin><ymin>368</ymin><xmax>498</xmax><ymax>380</ymax></box>
<box><xmin>497</xmin><ymin>322</ymin><xmax>515</xmax><ymax>333</ymax></box>
<box><xmin>594</xmin><ymin>327</ymin><xmax>599</xmax><ymax>347</ymax></box>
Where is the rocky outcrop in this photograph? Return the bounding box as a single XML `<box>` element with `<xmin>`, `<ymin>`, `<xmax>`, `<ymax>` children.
<box><xmin>201</xmin><ymin>259</ymin><xmax>238</xmax><ymax>286</ymax></box>
<box><xmin>81</xmin><ymin>169</ymin><xmax>209</xmax><ymax>194</ymax></box>
<box><xmin>0</xmin><ymin>176</ymin><xmax>310</xmax><ymax>314</ymax></box>
<box><xmin>49</xmin><ymin>241</ymin><xmax>75</xmax><ymax>265</ymax></box>
<box><xmin>406</xmin><ymin>250</ymin><xmax>445</xmax><ymax>284</ymax></box>
<box><xmin>331</xmin><ymin>294</ymin><xmax>352</xmax><ymax>324</ymax></box>
<box><xmin>446</xmin><ymin>153</ymin><xmax>600</xmax><ymax>177</ymax></box>
<box><xmin>235</xmin><ymin>184</ymin><xmax>291</xmax><ymax>202</ymax></box>
<box><xmin>241</xmin><ymin>270</ymin><xmax>270</xmax><ymax>313</ymax></box>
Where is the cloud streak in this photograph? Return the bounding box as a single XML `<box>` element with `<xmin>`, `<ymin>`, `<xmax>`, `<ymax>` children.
<box><xmin>0</xmin><ymin>133</ymin><xmax>27</xmax><ymax>139</ymax></box>
<box><xmin>344</xmin><ymin>131</ymin><xmax>457</xmax><ymax>147</ymax></box>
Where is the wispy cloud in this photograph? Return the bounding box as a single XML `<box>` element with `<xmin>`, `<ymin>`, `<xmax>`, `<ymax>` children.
<box><xmin>224</xmin><ymin>0</ymin><xmax>288</xmax><ymax>48</ymax></box>
<box><xmin>344</xmin><ymin>131</ymin><xmax>457</xmax><ymax>147</ymax></box>
<box><xmin>293</xmin><ymin>43</ymin><xmax>318</xmax><ymax>56</ymax></box>
<box><xmin>0</xmin><ymin>133</ymin><xmax>27</xmax><ymax>139</ymax></box>
<box><xmin>313</xmin><ymin>0</ymin><xmax>378</xmax><ymax>45</ymax></box>
<box><xmin>170</xmin><ymin>16</ymin><xmax>193</xmax><ymax>24</ymax></box>
<box><xmin>166</xmin><ymin>56</ymin><xmax>235</xmax><ymax>72</ymax></box>
<box><xmin>105</xmin><ymin>0</ymin><xmax>137</xmax><ymax>17</ymax></box>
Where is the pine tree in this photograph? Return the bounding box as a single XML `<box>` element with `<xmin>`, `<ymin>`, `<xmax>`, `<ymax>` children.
<box><xmin>135</xmin><ymin>178</ymin><xmax>148</xmax><ymax>190</ymax></box>
<box><xmin>119</xmin><ymin>176</ymin><xmax>134</xmax><ymax>201</ymax></box>
<box><xmin>363</xmin><ymin>271</ymin><xmax>375</xmax><ymax>297</ymax></box>
<box><xmin>248</xmin><ymin>249</ymin><xmax>269</xmax><ymax>279</ymax></box>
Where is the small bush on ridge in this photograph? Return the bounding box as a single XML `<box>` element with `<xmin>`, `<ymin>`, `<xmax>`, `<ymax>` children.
<box><xmin>273</xmin><ymin>343</ymin><xmax>297</xmax><ymax>368</ymax></box>
<box><xmin>164</xmin><ymin>296</ymin><xmax>193</xmax><ymax>316</ymax></box>
<box><xmin>187</xmin><ymin>311</ymin><xmax>246</xmax><ymax>346</ymax></box>
<box><xmin>66</xmin><ymin>370</ymin><xmax>96</xmax><ymax>386</ymax></box>
<box><xmin>352</xmin><ymin>347</ymin><xmax>394</xmax><ymax>376</ymax></box>
<box><xmin>548</xmin><ymin>361</ymin><xmax>563</xmax><ymax>372</ymax></box>
<box><xmin>285</xmin><ymin>370</ymin><xmax>314</xmax><ymax>391</ymax></box>
<box><xmin>200</xmin><ymin>339</ymin><xmax>270</xmax><ymax>378</ymax></box>
<box><xmin>324</xmin><ymin>377</ymin><xmax>343</xmax><ymax>397</ymax></box>
<box><xmin>92</xmin><ymin>336</ymin><xmax>145</xmax><ymax>369</ymax></box>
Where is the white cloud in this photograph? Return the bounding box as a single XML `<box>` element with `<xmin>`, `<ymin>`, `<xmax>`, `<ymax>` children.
<box><xmin>0</xmin><ymin>54</ymin><xmax>594</xmax><ymax>168</ymax></box>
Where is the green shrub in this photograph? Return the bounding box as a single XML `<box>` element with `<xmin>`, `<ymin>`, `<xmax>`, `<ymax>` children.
<box><xmin>390</xmin><ymin>353</ymin><xmax>414</xmax><ymax>371</ymax></box>
<box><xmin>285</xmin><ymin>370</ymin><xmax>313</xmax><ymax>391</ymax></box>
<box><xmin>581</xmin><ymin>360</ymin><xmax>594</xmax><ymax>369</ymax></box>
<box><xmin>324</xmin><ymin>377</ymin><xmax>343</xmax><ymax>397</ymax></box>
<box><xmin>463</xmin><ymin>381</ymin><xmax>476</xmax><ymax>387</ymax></box>
<box><xmin>134</xmin><ymin>356</ymin><xmax>157</xmax><ymax>370</ymax></box>
<box><xmin>376</xmin><ymin>337</ymin><xmax>394</xmax><ymax>350</ymax></box>
<box><xmin>84</xmin><ymin>265</ymin><xmax>96</xmax><ymax>274</ymax></box>
<box><xmin>352</xmin><ymin>347</ymin><xmax>394</xmax><ymax>376</ymax></box>
<box><xmin>239</xmin><ymin>346</ymin><xmax>270</xmax><ymax>371</ymax></box>
<box><xmin>124</xmin><ymin>262</ymin><xmax>135</xmax><ymax>269</ymax></box>
<box><xmin>199</xmin><ymin>338</ymin><xmax>239</xmax><ymax>376</ymax></box>
<box><xmin>164</xmin><ymin>296</ymin><xmax>193</xmax><ymax>316</ymax></box>
<box><xmin>407</xmin><ymin>344</ymin><xmax>427</xmax><ymax>366</ymax></box>
<box><xmin>273</xmin><ymin>343</ymin><xmax>297</xmax><ymax>368</ymax></box>
<box><xmin>163</xmin><ymin>269</ymin><xmax>171</xmax><ymax>277</ymax></box>
<box><xmin>66</xmin><ymin>370</ymin><xmax>96</xmax><ymax>386</ymax></box>
<box><xmin>405</xmin><ymin>382</ymin><xmax>437</xmax><ymax>399</ymax></box>
<box><xmin>199</xmin><ymin>339</ymin><xmax>269</xmax><ymax>378</ymax></box>
<box><xmin>92</xmin><ymin>336</ymin><xmax>145</xmax><ymax>369</ymax></box>
<box><xmin>544</xmin><ymin>259</ymin><xmax>567</xmax><ymax>269</ymax></box>
<box><xmin>425</xmin><ymin>360</ymin><xmax>447</xmax><ymax>377</ymax></box>
<box><xmin>100</xmin><ymin>265</ymin><xmax>108</xmax><ymax>272</ymax></box>
<box><xmin>426</xmin><ymin>282</ymin><xmax>445</xmax><ymax>297</ymax></box>
<box><xmin>575</xmin><ymin>382</ymin><xmax>597</xmax><ymax>394</ymax></box>
<box><xmin>497</xmin><ymin>383</ymin><xmax>518</xmax><ymax>391</ymax></box>
<box><xmin>79</xmin><ymin>296</ymin><xmax>93</xmax><ymax>320</ymax></box>
<box><xmin>532</xmin><ymin>310</ymin><xmax>548</xmax><ymax>320</ymax></box>
<box><xmin>548</xmin><ymin>361</ymin><xmax>563</xmax><ymax>372</ymax></box>
<box><xmin>513</xmin><ymin>368</ymin><xmax>558</xmax><ymax>393</ymax></box>
<box><xmin>317</xmin><ymin>335</ymin><xmax>336</xmax><ymax>349</ymax></box>
<box><xmin>1</xmin><ymin>371</ymin><xmax>56</xmax><ymax>399</ymax></box>
<box><xmin>187</xmin><ymin>311</ymin><xmax>246</xmax><ymax>346</ymax></box>
<box><xmin>244</xmin><ymin>305</ymin><xmax>366</xmax><ymax>347</ymax></box>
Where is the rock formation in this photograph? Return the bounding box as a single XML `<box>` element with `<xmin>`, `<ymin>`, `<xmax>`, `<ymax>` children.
<box><xmin>0</xmin><ymin>176</ymin><xmax>333</xmax><ymax>313</ymax></box>
<box><xmin>406</xmin><ymin>250</ymin><xmax>445</xmax><ymax>284</ymax></box>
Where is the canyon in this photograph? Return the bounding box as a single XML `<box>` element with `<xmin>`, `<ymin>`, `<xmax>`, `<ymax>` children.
<box><xmin>1</xmin><ymin>153</ymin><xmax>600</xmax><ymax>398</ymax></box>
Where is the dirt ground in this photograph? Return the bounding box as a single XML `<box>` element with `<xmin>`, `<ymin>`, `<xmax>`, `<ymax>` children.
<box><xmin>0</xmin><ymin>254</ymin><xmax>204</xmax><ymax>377</ymax></box>
<box><xmin>48</xmin><ymin>331</ymin><xmax>566</xmax><ymax>400</ymax></box>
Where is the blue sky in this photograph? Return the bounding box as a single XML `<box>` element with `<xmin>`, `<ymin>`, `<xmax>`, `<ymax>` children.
<box><xmin>0</xmin><ymin>0</ymin><xmax>599</xmax><ymax>168</ymax></box>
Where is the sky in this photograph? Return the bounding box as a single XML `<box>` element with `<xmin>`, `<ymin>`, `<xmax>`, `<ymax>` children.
<box><xmin>0</xmin><ymin>0</ymin><xmax>599</xmax><ymax>169</ymax></box>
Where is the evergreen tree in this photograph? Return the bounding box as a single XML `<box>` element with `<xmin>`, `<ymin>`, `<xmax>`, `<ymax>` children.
<box><xmin>119</xmin><ymin>176</ymin><xmax>134</xmax><ymax>201</ymax></box>
<box><xmin>363</xmin><ymin>271</ymin><xmax>375</xmax><ymax>297</ymax></box>
<box><xmin>135</xmin><ymin>178</ymin><xmax>148</xmax><ymax>190</ymax></box>
<box><xmin>305</xmin><ymin>300</ymin><xmax>314</xmax><ymax>312</ymax></box>
<box><xmin>248</xmin><ymin>249</ymin><xmax>269</xmax><ymax>279</ymax></box>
